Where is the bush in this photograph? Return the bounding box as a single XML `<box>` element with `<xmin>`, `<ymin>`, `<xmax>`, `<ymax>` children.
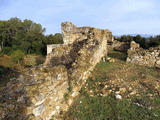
<box><xmin>0</xmin><ymin>67</ymin><xmax>4</xmax><ymax>75</ymax></box>
<box><xmin>1</xmin><ymin>47</ymin><xmax>13</xmax><ymax>55</ymax></box>
<box><xmin>23</xmin><ymin>54</ymin><xmax>45</xmax><ymax>67</ymax></box>
<box><xmin>116</xmin><ymin>35</ymin><xmax>160</xmax><ymax>49</ymax></box>
<box><xmin>11</xmin><ymin>50</ymin><xmax>24</xmax><ymax>64</ymax></box>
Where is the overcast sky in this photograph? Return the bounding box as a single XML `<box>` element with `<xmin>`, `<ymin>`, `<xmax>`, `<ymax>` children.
<box><xmin>0</xmin><ymin>0</ymin><xmax>160</xmax><ymax>35</ymax></box>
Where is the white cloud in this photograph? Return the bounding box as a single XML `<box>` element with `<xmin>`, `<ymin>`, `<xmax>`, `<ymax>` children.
<box><xmin>0</xmin><ymin>0</ymin><xmax>160</xmax><ymax>35</ymax></box>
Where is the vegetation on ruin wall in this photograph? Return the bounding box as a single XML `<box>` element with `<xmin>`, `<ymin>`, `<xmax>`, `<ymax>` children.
<box><xmin>116</xmin><ymin>35</ymin><xmax>160</xmax><ymax>49</ymax></box>
<box><xmin>0</xmin><ymin>17</ymin><xmax>63</xmax><ymax>56</ymax></box>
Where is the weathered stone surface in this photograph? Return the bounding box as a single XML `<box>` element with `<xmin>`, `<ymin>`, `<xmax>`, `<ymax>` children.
<box><xmin>47</xmin><ymin>44</ymin><xmax>62</xmax><ymax>54</ymax></box>
<box><xmin>127</xmin><ymin>41</ymin><xmax>160</xmax><ymax>68</ymax></box>
<box><xmin>155</xmin><ymin>59</ymin><xmax>160</xmax><ymax>68</ymax></box>
<box><xmin>130</xmin><ymin>41</ymin><xmax>140</xmax><ymax>50</ymax></box>
<box><xmin>0</xmin><ymin>22</ymin><xmax>113</xmax><ymax>120</ymax></box>
<box><xmin>111</xmin><ymin>40</ymin><xmax>130</xmax><ymax>52</ymax></box>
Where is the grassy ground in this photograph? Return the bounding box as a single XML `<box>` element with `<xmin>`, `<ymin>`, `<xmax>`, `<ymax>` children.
<box><xmin>63</xmin><ymin>50</ymin><xmax>160</xmax><ymax>120</ymax></box>
<box><xmin>0</xmin><ymin>55</ymin><xmax>45</xmax><ymax>87</ymax></box>
<box><xmin>0</xmin><ymin>55</ymin><xmax>21</xmax><ymax>87</ymax></box>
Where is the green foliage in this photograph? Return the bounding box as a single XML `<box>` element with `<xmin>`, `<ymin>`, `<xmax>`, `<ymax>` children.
<box><xmin>116</xmin><ymin>35</ymin><xmax>160</xmax><ymax>49</ymax></box>
<box><xmin>108</xmin><ymin>50</ymin><xmax>127</xmax><ymax>61</ymax></box>
<box><xmin>0</xmin><ymin>66</ymin><xmax>5</xmax><ymax>75</ymax></box>
<box><xmin>64</xmin><ymin>66</ymin><xmax>160</xmax><ymax>120</ymax></box>
<box><xmin>0</xmin><ymin>17</ymin><xmax>63</xmax><ymax>55</ymax></box>
<box><xmin>64</xmin><ymin>93</ymin><xmax>70</xmax><ymax>101</ymax></box>
<box><xmin>65</xmin><ymin>92</ymin><xmax>160</xmax><ymax>120</ymax></box>
<box><xmin>148</xmin><ymin>35</ymin><xmax>160</xmax><ymax>47</ymax></box>
<box><xmin>11</xmin><ymin>50</ymin><xmax>24</xmax><ymax>63</ymax></box>
<box><xmin>46</xmin><ymin>33</ymin><xmax>63</xmax><ymax>44</ymax></box>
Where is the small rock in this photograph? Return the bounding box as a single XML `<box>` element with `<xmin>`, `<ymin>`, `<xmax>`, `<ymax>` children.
<box><xmin>115</xmin><ymin>94</ymin><xmax>122</xmax><ymax>100</ymax></box>
<box><xmin>104</xmin><ymin>85</ymin><xmax>108</xmax><ymax>88</ymax></box>
<box><xmin>107</xmin><ymin>57</ymin><xmax>111</xmax><ymax>60</ymax></box>
<box><xmin>129</xmin><ymin>87</ymin><xmax>132</xmax><ymax>91</ymax></box>
<box><xmin>33</xmin><ymin>103</ymin><xmax>45</xmax><ymax>117</ymax></box>
<box><xmin>56</xmin><ymin>106</ymin><xmax>60</xmax><ymax>110</ymax></box>
<box><xmin>72</xmin><ymin>92</ymin><xmax>75</xmax><ymax>97</ymax></box>
<box><xmin>130</xmin><ymin>90</ymin><xmax>136</xmax><ymax>95</ymax></box>
<box><xmin>109</xmin><ymin>58</ymin><xmax>115</xmax><ymax>63</ymax></box>
<box><xmin>119</xmin><ymin>88</ymin><xmax>126</xmax><ymax>93</ymax></box>
<box><xmin>115</xmin><ymin>91</ymin><xmax>120</xmax><ymax>94</ymax></box>
<box><xmin>57</xmin><ymin>74</ymin><xmax>61</xmax><ymax>80</ymax></box>
<box><xmin>90</xmin><ymin>90</ymin><xmax>93</xmax><ymax>93</ymax></box>
<box><xmin>102</xmin><ymin>57</ymin><xmax>106</xmax><ymax>62</ymax></box>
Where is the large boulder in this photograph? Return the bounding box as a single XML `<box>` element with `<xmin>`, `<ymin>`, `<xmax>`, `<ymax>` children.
<box><xmin>0</xmin><ymin>22</ymin><xmax>113</xmax><ymax>120</ymax></box>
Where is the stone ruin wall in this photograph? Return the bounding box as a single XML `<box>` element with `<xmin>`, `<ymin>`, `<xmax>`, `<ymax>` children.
<box><xmin>0</xmin><ymin>22</ymin><xmax>113</xmax><ymax>120</ymax></box>
<box><xmin>127</xmin><ymin>41</ymin><xmax>160</xmax><ymax>68</ymax></box>
<box><xmin>47</xmin><ymin>44</ymin><xmax>62</xmax><ymax>54</ymax></box>
<box><xmin>47</xmin><ymin>22</ymin><xmax>114</xmax><ymax>54</ymax></box>
<box><xmin>108</xmin><ymin>40</ymin><xmax>130</xmax><ymax>52</ymax></box>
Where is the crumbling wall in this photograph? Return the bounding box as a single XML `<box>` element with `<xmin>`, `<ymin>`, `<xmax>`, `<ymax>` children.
<box><xmin>47</xmin><ymin>44</ymin><xmax>62</xmax><ymax>54</ymax></box>
<box><xmin>111</xmin><ymin>40</ymin><xmax>130</xmax><ymax>52</ymax></box>
<box><xmin>47</xmin><ymin>22</ymin><xmax>113</xmax><ymax>54</ymax></box>
<box><xmin>0</xmin><ymin>22</ymin><xmax>113</xmax><ymax>120</ymax></box>
<box><xmin>127</xmin><ymin>41</ymin><xmax>160</xmax><ymax>68</ymax></box>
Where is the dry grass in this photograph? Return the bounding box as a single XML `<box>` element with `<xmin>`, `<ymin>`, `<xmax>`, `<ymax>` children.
<box><xmin>0</xmin><ymin>54</ymin><xmax>45</xmax><ymax>87</ymax></box>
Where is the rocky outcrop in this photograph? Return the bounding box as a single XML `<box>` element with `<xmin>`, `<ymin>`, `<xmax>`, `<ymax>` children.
<box><xmin>0</xmin><ymin>22</ymin><xmax>113</xmax><ymax>120</ymax></box>
<box><xmin>127</xmin><ymin>41</ymin><xmax>160</xmax><ymax>68</ymax></box>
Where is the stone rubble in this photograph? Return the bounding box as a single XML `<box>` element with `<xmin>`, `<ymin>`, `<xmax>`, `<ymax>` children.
<box><xmin>127</xmin><ymin>41</ymin><xmax>160</xmax><ymax>68</ymax></box>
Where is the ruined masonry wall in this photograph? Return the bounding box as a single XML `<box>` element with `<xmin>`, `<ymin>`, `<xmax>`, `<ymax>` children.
<box><xmin>47</xmin><ymin>22</ymin><xmax>114</xmax><ymax>54</ymax></box>
<box><xmin>127</xmin><ymin>41</ymin><xmax>160</xmax><ymax>68</ymax></box>
<box><xmin>47</xmin><ymin>44</ymin><xmax>62</xmax><ymax>54</ymax></box>
<box><xmin>0</xmin><ymin>22</ymin><xmax>113</xmax><ymax>120</ymax></box>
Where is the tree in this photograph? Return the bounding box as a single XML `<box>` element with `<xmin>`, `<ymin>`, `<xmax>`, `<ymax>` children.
<box><xmin>0</xmin><ymin>18</ymin><xmax>47</xmax><ymax>55</ymax></box>
<box><xmin>0</xmin><ymin>18</ymin><xmax>64</xmax><ymax>55</ymax></box>
<box><xmin>46</xmin><ymin>33</ymin><xmax>63</xmax><ymax>44</ymax></box>
<box><xmin>11</xmin><ymin>50</ymin><xmax>24</xmax><ymax>64</ymax></box>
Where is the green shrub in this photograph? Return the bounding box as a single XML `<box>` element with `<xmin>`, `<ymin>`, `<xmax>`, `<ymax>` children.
<box><xmin>11</xmin><ymin>50</ymin><xmax>24</xmax><ymax>64</ymax></box>
<box><xmin>1</xmin><ymin>47</ymin><xmax>13</xmax><ymax>55</ymax></box>
<box><xmin>0</xmin><ymin>67</ymin><xmax>4</xmax><ymax>75</ymax></box>
<box><xmin>116</xmin><ymin>35</ymin><xmax>160</xmax><ymax>49</ymax></box>
<box><xmin>108</xmin><ymin>50</ymin><xmax>127</xmax><ymax>61</ymax></box>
